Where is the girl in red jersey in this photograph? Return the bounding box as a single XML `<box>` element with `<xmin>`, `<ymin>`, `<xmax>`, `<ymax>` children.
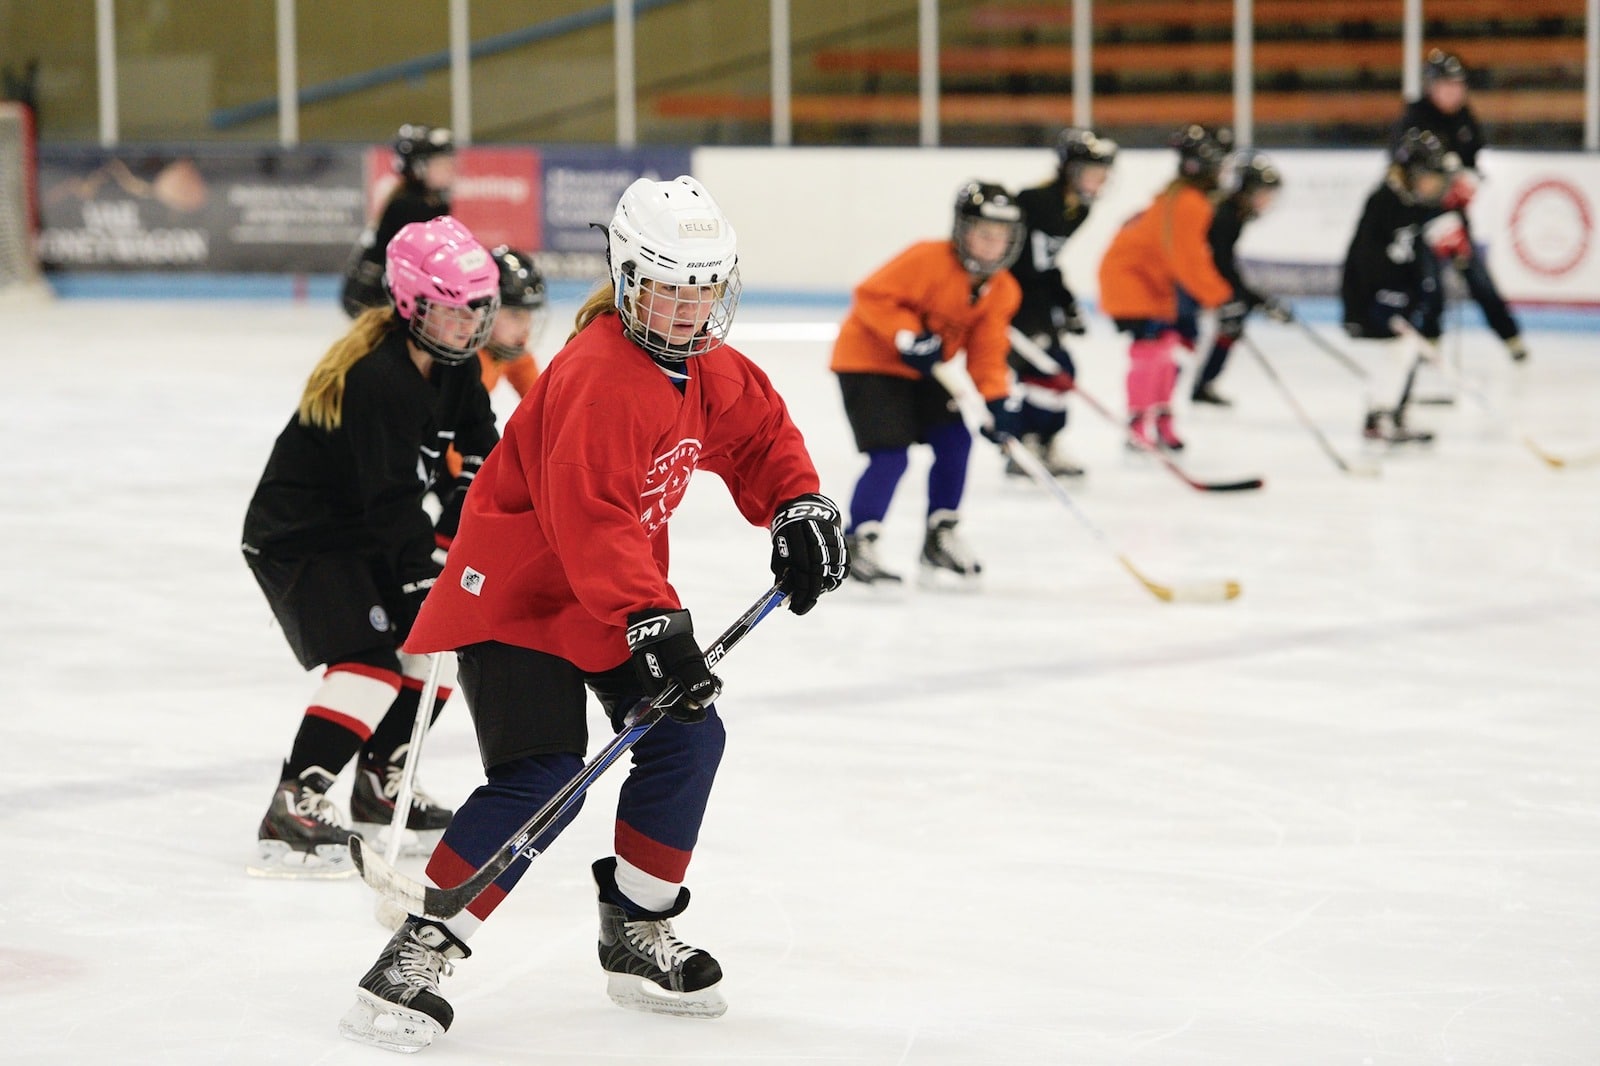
<box><xmin>340</xmin><ymin>176</ymin><xmax>846</xmax><ymax>1050</ymax></box>
<box><xmin>830</xmin><ymin>181</ymin><xmax>1025</xmax><ymax>589</ymax></box>
<box><xmin>1098</xmin><ymin>125</ymin><xmax>1237</xmax><ymax>451</ymax></box>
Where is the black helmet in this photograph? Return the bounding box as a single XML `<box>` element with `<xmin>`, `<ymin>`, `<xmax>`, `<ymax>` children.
<box><xmin>1230</xmin><ymin>149</ymin><xmax>1282</xmax><ymax>195</ymax></box>
<box><xmin>1424</xmin><ymin>49</ymin><xmax>1466</xmax><ymax>85</ymax></box>
<box><xmin>1393</xmin><ymin>127</ymin><xmax>1457</xmax><ymax>175</ymax></box>
<box><xmin>1055</xmin><ymin>127</ymin><xmax>1118</xmax><ymax>199</ymax></box>
<box><xmin>1172</xmin><ymin>124</ymin><xmax>1234</xmax><ymax>185</ymax></box>
<box><xmin>485</xmin><ymin>245</ymin><xmax>548</xmax><ymax>361</ymax></box>
<box><xmin>952</xmin><ymin>181</ymin><xmax>1025</xmax><ymax>277</ymax></box>
<box><xmin>1392</xmin><ymin>128</ymin><xmax>1461</xmax><ymax>204</ymax></box>
<box><xmin>393</xmin><ymin>124</ymin><xmax>455</xmax><ymax>181</ymax></box>
<box><xmin>492</xmin><ymin>245</ymin><xmax>546</xmax><ymax>311</ymax></box>
<box><xmin>1056</xmin><ymin>127</ymin><xmax>1118</xmax><ymax>171</ymax></box>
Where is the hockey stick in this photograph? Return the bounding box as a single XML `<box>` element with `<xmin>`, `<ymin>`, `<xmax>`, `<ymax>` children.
<box><xmin>380</xmin><ymin>653</ymin><xmax>444</xmax><ymax>868</ymax></box>
<box><xmin>1290</xmin><ymin>318</ymin><xmax>1370</xmax><ymax>380</ymax></box>
<box><xmin>1237</xmin><ymin>335</ymin><xmax>1380</xmax><ymax>478</ymax></box>
<box><xmin>1389</xmin><ymin>316</ymin><xmax>1598</xmax><ymax>471</ymax></box>
<box><xmin>351</xmin><ymin>585</ymin><xmax>790</xmax><ymax>921</ymax></box>
<box><xmin>1006</xmin><ymin>327</ymin><xmax>1264</xmax><ymax>493</ymax></box>
<box><xmin>934</xmin><ymin>362</ymin><xmax>1240</xmax><ymax>604</ymax></box>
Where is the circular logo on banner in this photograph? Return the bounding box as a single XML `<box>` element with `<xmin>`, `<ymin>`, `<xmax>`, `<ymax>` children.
<box><xmin>1508</xmin><ymin>178</ymin><xmax>1593</xmax><ymax>278</ymax></box>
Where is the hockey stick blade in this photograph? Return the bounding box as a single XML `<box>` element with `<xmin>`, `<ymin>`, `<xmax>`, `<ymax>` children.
<box><xmin>1005</xmin><ymin>328</ymin><xmax>1264</xmax><ymax>493</ymax></box>
<box><xmin>353</xmin><ymin>586</ymin><xmax>790</xmax><ymax>921</ymax></box>
<box><xmin>1118</xmin><ymin>555</ymin><xmax>1241</xmax><ymax>603</ymax></box>
<box><xmin>1522</xmin><ymin>436</ymin><xmax>1600</xmax><ymax>471</ymax></box>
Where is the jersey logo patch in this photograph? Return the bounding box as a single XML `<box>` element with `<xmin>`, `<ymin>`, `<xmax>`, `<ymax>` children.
<box><xmin>640</xmin><ymin>438</ymin><xmax>702</xmax><ymax>536</ymax></box>
<box><xmin>368</xmin><ymin>605</ymin><xmax>391</xmax><ymax>632</ymax></box>
<box><xmin>461</xmin><ymin>566</ymin><xmax>485</xmax><ymax>596</ymax></box>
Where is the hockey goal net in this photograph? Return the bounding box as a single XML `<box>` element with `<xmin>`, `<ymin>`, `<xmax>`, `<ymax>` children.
<box><xmin>0</xmin><ymin>102</ymin><xmax>50</xmax><ymax>300</ymax></box>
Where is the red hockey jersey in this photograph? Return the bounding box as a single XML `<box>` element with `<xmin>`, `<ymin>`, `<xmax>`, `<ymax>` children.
<box><xmin>405</xmin><ymin>312</ymin><xmax>821</xmax><ymax>671</ymax></box>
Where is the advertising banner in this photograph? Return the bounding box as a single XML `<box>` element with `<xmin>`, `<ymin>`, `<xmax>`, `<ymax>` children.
<box><xmin>38</xmin><ymin>147</ymin><xmax>365</xmax><ymax>272</ymax></box>
<box><xmin>536</xmin><ymin>146</ymin><xmax>692</xmax><ymax>282</ymax></box>
<box><xmin>361</xmin><ymin>145</ymin><xmax>541</xmax><ymax>256</ymax></box>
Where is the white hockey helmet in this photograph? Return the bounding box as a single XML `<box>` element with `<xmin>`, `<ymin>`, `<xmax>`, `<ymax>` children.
<box><xmin>607</xmin><ymin>175</ymin><xmax>742</xmax><ymax>361</ymax></box>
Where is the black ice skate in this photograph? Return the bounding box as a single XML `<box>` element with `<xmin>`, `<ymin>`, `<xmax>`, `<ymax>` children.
<box><xmin>593</xmin><ymin>857</ymin><xmax>727</xmax><ymax>1019</ymax></box>
<box><xmin>1363</xmin><ymin>409</ymin><xmax>1434</xmax><ymax>446</ymax></box>
<box><xmin>844</xmin><ymin>522</ymin><xmax>903</xmax><ymax>587</ymax></box>
<box><xmin>919</xmin><ymin>509</ymin><xmax>982</xmax><ymax>590</ymax></box>
<box><xmin>339</xmin><ymin>918</ymin><xmax>471</xmax><ymax>1053</ymax></box>
<box><xmin>1004</xmin><ymin>433</ymin><xmax>1085</xmax><ymax>479</ymax></box>
<box><xmin>248</xmin><ymin>763</ymin><xmax>356</xmax><ymax>879</ymax></box>
<box><xmin>1190</xmin><ymin>382</ymin><xmax>1233</xmax><ymax>407</ymax></box>
<box><xmin>351</xmin><ymin>743</ymin><xmax>453</xmax><ymax>859</ymax></box>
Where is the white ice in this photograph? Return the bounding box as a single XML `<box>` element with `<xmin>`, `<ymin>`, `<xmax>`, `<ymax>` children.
<box><xmin>3</xmin><ymin>297</ymin><xmax>1599</xmax><ymax>1065</ymax></box>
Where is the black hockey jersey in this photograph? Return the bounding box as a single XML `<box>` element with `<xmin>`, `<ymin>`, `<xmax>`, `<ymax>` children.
<box><xmin>1340</xmin><ymin>180</ymin><xmax>1437</xmax><ymax>336</ymax></box>
<box><xmin>1392</xmin><ymin>98</ymin><xmax>1482</xmax><ymax>170</ymax></box>
<box><xmin>1009</xmin><ymin>180</ymin><xmax>1092</xmax><ymax>337</ymax></box>
<box><xmin>340</xmin><ymin>185</ymin><xmax>451</xmax><ymax>316</ymax></box>
<box><xmin>1208</xmin><ymin>196</ymin><xmax>1262</xmax><ymax>308</ymax></box>
<box><xmin>242</xmin><ymin>326</ymin><xmax>498</xmax><ymax>593</ymax></box>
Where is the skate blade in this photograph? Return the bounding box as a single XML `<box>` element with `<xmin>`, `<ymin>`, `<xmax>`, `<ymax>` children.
<box><xmin>246</xmin><ymin>839</ymin><xmax>357</xmax><ymax>880</ymax></box>
<box><xmin>352</xmin><ymin>821</ymin><xmax>443</xmax><ymax>859</ymax></box>
<box><xmin>605</xmin><ymin>973</ymin><xmax>727</xmax><ymax>1019</ymax></box>
<box><xmin>338</xmin><ymin>991</ymin><xmax>440</xmax><ymax>1053</ymax></box>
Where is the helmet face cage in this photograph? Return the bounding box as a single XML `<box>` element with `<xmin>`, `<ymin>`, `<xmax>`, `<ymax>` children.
<box><xmin>615</xmin><ymin>267</ymin><xmax>742</xmax><ymax>362</ymax></box>
<box><xmin>385</xmin><ymin>216</ymin><xmax>500</xmax><ymax>366</ymax></box>
<box><xmin>952</xmin><ymin>182</ymin><xmax>1026</xmax><ymax>277</ymax></box>
<box><xmin>606</xmin><ymin>176</ymin><xmax>742</xmax><ymax>361</ymax></box>
<box><xmin>486</xmin><ymin>245</ymin><xmax>548</xmax><ymax>361</ymax></box>
<box><xmin>409</xmin><ymin>294</ymin><xmax>499</xmax><ymax>366</ymax></box>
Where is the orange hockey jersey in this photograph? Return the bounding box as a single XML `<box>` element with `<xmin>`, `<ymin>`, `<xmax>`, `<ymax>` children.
<box><xmin>1098</xmin><ymin>184</ymin><xmax>1233</xmax><ymax>322</ymax></box>
<box><xmin>830</xmin><ymin>240</ymin><xmax>1021</xmax><ymax>402</ymax></box>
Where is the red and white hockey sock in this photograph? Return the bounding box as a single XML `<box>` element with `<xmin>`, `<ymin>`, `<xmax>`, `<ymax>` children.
<box><xmin>285</xmin><ymin>662</ymin><xmax>402</xmax><ymax>779</ymax></box>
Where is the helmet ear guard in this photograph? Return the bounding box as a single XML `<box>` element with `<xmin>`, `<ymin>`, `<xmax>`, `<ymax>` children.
<box><xmin>385</xmin><ymin>215</ymin><xmax>500</xmax><ymax>365</ymax></box>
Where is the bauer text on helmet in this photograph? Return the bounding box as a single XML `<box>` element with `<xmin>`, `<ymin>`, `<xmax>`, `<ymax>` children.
<box><xmin>386</xmin><ymin>216</ymin><xmax>501</xmax><ymax>366</ymax></box>
<box><xmin>607</xmin><ymin>176</ymin><xmax>742</xmax><ymax>361</ymax></box>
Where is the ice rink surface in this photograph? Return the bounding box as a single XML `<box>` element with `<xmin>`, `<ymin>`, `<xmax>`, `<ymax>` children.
<box><xmin>3</xmin><ymin>296</ymin><xmax>1598</xmax><ymax>1065</ymax></box>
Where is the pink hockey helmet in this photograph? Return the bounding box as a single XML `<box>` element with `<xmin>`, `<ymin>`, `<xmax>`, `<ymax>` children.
<box><xmin>385</xmin><ymin>215</ymin><xmax>500</xmax><ymax>365</ymax></box>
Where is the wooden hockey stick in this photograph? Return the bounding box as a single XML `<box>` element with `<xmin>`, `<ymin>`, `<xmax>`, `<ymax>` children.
<box><xmin>932</xmin><ymin>361</ymin><xmax>1241</xmax><ymax>604</ymax></box>
<box><xmin>1006</xmin><ymin>327</ymin><xmax>1264</xmax><ymax>492</ymax></box>
<box><xmin>1237</xmin><ymin>335</ymin><xmax>1380</xmax><ymax>478</ymax></box>
<box><xmin>381</xmin><ymin>653</ymin><xmax>443</xmax><ymax>868</ymax></box>
<box><xmin>352</xmin><ymin>586</ymin><xmax>790</xmax><ymax>921</ymax></box>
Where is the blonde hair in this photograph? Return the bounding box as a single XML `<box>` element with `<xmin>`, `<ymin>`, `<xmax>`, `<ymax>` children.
<box><xmin>297</xmin><ymin>307</ymin><xmax>398</xmax><ymax>431</ymax></box>
<box><xmin>568</xmin><ymin>281</ymin><xmax>617</xmax><ymax>342</ymax></box>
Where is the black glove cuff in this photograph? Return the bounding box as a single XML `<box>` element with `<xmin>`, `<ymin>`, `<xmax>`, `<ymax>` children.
<box><xmin>625</xmin><ymin>608</ymin><xmax>692</xmax><ymax>650</ymax></box>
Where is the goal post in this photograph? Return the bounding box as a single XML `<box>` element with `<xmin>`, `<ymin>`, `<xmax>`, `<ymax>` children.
<box><xmin>0</xmin><ymin>101</ymin><xmax>51</xmax><ymax>301</ymax></box>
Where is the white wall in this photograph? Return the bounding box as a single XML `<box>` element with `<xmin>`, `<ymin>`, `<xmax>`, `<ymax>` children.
<box><xmin>693</xmin><ymin>146</ymin><xmax>1600</xmax><ymax>308</ymax></box>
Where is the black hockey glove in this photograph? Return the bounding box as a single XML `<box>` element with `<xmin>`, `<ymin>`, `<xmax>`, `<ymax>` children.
<box><xmin>625</xmin><ymin>609</ymin><xmax>721</xmax><ymax>723</ymax></box>
<box><xmin>1052</xmin><ymin>302</ymin><xmax>1088</xmax><ymax>337</ymax></box>
<box><xmin>894</xmin><ymin>329</ymin><xmax>944</xmax><ymax>375</ymax></box>
<box><xmin>769</xmin><ymin>493</ymin><xmax>847</xmax><ymax>616</ymax></box>
<box><xmin>981</xmin><ymin>394</ymin><xmax>1023</xmax><ymax>444</ymax></box>
<box><xmin>1216</xmin><ymin>300</ymin><xmax>1248</xmax><ymax>339</ymax></box>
